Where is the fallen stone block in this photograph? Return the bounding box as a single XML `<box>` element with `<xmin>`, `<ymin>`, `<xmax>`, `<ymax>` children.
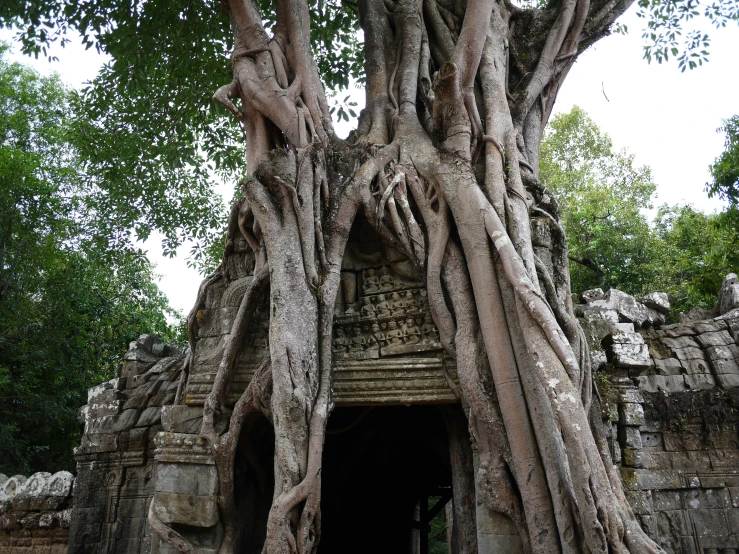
<box><xmin>642</xmin><ymin>292</ymin><xmax>670</xmax><ymax>314</ymax></box>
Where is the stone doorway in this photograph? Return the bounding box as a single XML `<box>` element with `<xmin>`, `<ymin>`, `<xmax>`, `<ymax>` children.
<box><xmin>318</xmin><ymin>405</ymin><xmax>454</xmax><ymax>554</ymax></box>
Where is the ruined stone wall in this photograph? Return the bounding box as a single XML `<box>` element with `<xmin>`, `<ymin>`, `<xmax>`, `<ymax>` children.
<box><xmin>0</xmin><ymin>472</ymin><xmax>74</xmax><ymax>554</ymax></box>
<box><xmin>580</xmin><ymin>275</ymin><xmax>739</xmax><ymax>554</ymax></box>
<box><xmin>7</xmin><ymin>267</ymin><xmax>739</xmax><ymax>553</ymax></box>
<box><xmin>67</xmin><ymin>335</ymin><xmax>184</xmax><ymax>554</ymax></box>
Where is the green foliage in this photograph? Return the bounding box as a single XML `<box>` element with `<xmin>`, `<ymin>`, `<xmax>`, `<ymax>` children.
<box><xmin>541</xmin><ymin>107</ymin><xmax>739</xmax><ymax>317</ymax></box>
<box><xmin>540</xmin><ymin>106</ymin><xmax>659</xmax><ymax>294</ymax></box>
<box><xmin>0</xmin><ymin>0</ymin><xmax>360</xmax><ymax>267</ymax></box>
<box><xmin>708</xmin><ymin>115</ymin><xmax>739</xmax><ymax>206</ymax></box>
<box><xmin>0</xmin><ymin>46</ymin><xmax>182</xmax><ymax>474</ymax></box>
<box><xmin>650</xmin><ymin>204</ymin><xmax>739</xmax><ymax>314</ymax></box>
<box><xmin>637</xmin><ymin>0</ymin><xmax>739</xmax><ymax>71</ymax></box>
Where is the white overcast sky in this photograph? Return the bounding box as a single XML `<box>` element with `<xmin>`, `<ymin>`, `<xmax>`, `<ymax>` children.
<box><xmin>1</xmin><ymin>7</ymin><xmax>737</xmax><ymax>314</ymax></box>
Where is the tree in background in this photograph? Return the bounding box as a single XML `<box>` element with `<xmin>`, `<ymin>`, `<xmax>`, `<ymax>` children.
<box><xmin>541</xmin><ymin>107</ymin><xmax>739</xmax><ymax>318</ymax></box>
<box><xmin>540</xmin><ymin>106</ymin><xmax>659</xmax><ymax>295</ymax></box>
<box><xmin>0</xmin><ymin>46</ymin><xmax>182</xmax><ymax>475</ymax></box>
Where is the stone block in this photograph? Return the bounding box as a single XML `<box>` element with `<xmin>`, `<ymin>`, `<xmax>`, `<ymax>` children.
<box><xmin>693</xmin><ymin>320</ymin><xmax>729</xmax><ymax>334</ymax></box>
<box><xmin>654</xmin><ymin>357</ymin><xmax>684</xmax><ymax>376</ymax></box>
<box><xmin>155</xmin><ymin>464</ymin><xmax>217</xmax><ymax>496</ymax></box>
<box><xmin>641</xmin><ymin>432</ymin><xmax>663</xmax><ymax>448</ymax></box>
<box><xmin>635</xmin><ymin>469</ymin><xmax>685</xmax><ymax>490</ymax></box>
<box><xmin>674</xmin><ymin>347</ymin><xmax>707</xmax><ymax>361</ymax></box>
<box><xmin>663</xmin><ymin>336</ymin><xmax>701</xmax><ymax>349</ymax></box>
<box><xmin>135</xmin><ymin>407</ymin><xmax>161</xmax><ymax>427</ymax></box>
<box><xmin>653</xmin><ymin>490</ymin><xmax>683</xmax><ymax>511</ymax></box>
<box><xmin>697</xmin><ymin>331</ymin><xmax>736</xmax><ymax>347</ymax></box>
<box><xmin>628</xmin><ymin>490</ymin><xmax>654</xmax><ymax>515</ymax></box>
<box><xmin>152</xmin><ymin>492</ymin><xmax>218</xmax><ymax>528</ymax></box>
<box><xmin>708</xmin><ymin>344</ymin><xmax>739</xmax><ymax>362</ymax></box>
<box><xmin>662</xmin><ymin>323</ymin><xmax>698</xmax><ymax>338</ymax></box>
<box><xmin>663</xmin><ymin>428</ymin><xmax>703</xmax><ymax>451</ymax></box>
<box><xmin>612</xmin><ymin>343</ymin><xmax>652</xmax><ymax>369</ymax></box>
<box><xmin>713</xmin><ymin>358</ymin><xmax>739</xmax><ymax>375</ymax></box>
<box><xmin>623</xmin><ymin>448</ymin><xmax>643</xmax><ymax>467</ymax></box>
<box><xmin>581</xmin><ymin>288</ymin><xmax>605</xmax><ymax>303</ymax></box>
<box><xmin>682</xmin><ymin>358</ymin><xmax>713</xmax><ymax>375</ymax></box>
<box><xmin>618</xmin><ymin>388</ymin><xmax>645</xmax><ymax>404</ymax></box>
<box><xmin>684</xmin><ymin>374</ymin><xmax>717</xmax><ymax>390</ymax></box>
<box><xmin>120</xmin><ymin>359</ymin><xmax>155</xmax><ymax>380</ymax></box>
<box><xmin>719</xmin><ymin>274</ymin><xmax>739</xmax><ymax>315</ymax></box>
<box><xmin>641</xmin><ymin>292</ymin><xmax>670</xmax><ymax>314</ymax></box>
<box><xmin>636</xmin><ymin>375</ymin><xmax>687</xmax><ymax>393</ymax></box>
<box><xmin>729</xmin><ymin>488</ymin><xmax>739</xmax><ymax>508</ymax></box>
<box><xmin>657</xmin><ymin>509</ymin><xmax>690</xmax><ymax>538</ymax></box>
<box><xmin>161</xmin><ymin>406</ymin><xmax>204</xmax><ymax>434</ymax></box>
<box><xmin>619</xmin><ymin>426</ymin><xmax>643</xmax><ymax>449</ymax></box>
<box><xmin>683</xmin><ymin>489</ymin><xmax>732</xmax><ymax>510</ymax></box>
<box><xmin>690</xmin><ymin>509</ymin><xmax>729</xmax><ymax>539</ymax></box>
<box><xmin>717</xmin><ymin>374</ymin><xmax>739</xmax><ymax>388</ymax></box>
<box><xmin>620</xmin><ymin>402</ymin><xmax>645</xmax><ymax>426</ymax></box>
<box><xmin>639</xmin><ymin>514</ymin><xmax>658</xmax><ymax>537</ymax></box>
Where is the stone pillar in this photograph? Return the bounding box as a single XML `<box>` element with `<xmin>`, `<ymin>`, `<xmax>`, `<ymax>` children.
<box><xmin>473</xmin><ymin>451</ymin><xmax>523</xmax><ymax>554</ymax></box>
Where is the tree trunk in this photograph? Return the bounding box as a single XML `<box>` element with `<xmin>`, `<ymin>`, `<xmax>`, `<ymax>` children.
<box><xmin>156</xmin><ymin>0</ymin><xmax>668</xmax><ymax>551</ymax></box>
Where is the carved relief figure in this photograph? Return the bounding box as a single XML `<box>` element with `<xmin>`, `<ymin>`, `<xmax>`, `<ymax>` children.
<box><xmin>405</xmin><ymin>291</ymin><xmax>418</xmax><ymax>314</ymax></box>
<box><xmin>333</xmin><ymin>328</ymin><xmax>349</xmax><ymax>353</ymax></box>
<box><xmin>422</xmin><ymin>314</ymin><xmax>439</xmax><ymax>342</ymax></box>
<box><xmin>379</xmin><ymin>267</ymin><xmax>394</xmax><ymax>291</ymax></box>
<box><xmin>363</xmin><ymin>268</ymin><xmax>379</xmax><ymax>294</ymax></box>
<box><xmin>390</xmin><ymin>292</ymin><xmax>405</xmax><ymax>317</ymax></box>
<box><xmin>376</xmin><ymin>294</ymin><xmax>391</xmax><ymax>317</ymax></box>
<box><xmin>386</xmin><ymin>320</ymin><xmax>403</xmax><ymax>344</ymax></box>
<box><xmin>405</xmin><ymin>318</ymin><xmax>422</xmax><ymax>344</ymax></box>
<box><xmin>350</xmin><ymin>327</ymin><xmax>366</xmax><ymax>351</ymax></box>
<box><xmin>360</xmin><ymin>297</ymin><xmax>375</xmax><ymax>317</ymax></box>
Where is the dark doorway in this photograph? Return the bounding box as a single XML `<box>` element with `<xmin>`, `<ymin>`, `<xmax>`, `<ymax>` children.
<box><xmin>319</xmin><ymin>405</ymin><xmax>453</xmax><ymax>554</ymax></box>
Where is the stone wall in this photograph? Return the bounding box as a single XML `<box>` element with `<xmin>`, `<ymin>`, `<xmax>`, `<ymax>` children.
<box><xmin>7</xmin><ymin>270</ymin><xmax>739</xmax><ymax>553</ymax></box>
<box><xmin>67</xmin><ymin>334</ymin><xmax>184</xmax><ymax>554</ymax></box>
<box><xmin>579</xmin><ymin>274</ymin><xmax>739</xmax><ymax>554</ymax></box>
<box><xmin>0</xmin><ymin>472</ymin><xmax>74</xmax><ymax>554</ymax></box>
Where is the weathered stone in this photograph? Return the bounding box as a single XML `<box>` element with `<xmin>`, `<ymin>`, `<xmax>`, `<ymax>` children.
<box><xmin>620</xmin><ymin>402</ymin><xmax>645</xmax><ymax>426</ymax></box>
<box><xmin>719</xmin><ymin>274</ymin><xmax>739</xmax><ymax>316</ymax></box>
<box><xmin>697</xmin><ymin>331</ymin><xmax>736</xmax><ymax>347</ymax></box>
<box><xmin>654</xmin><ymin>357</ymin><xmax>684</xmax><ymax>375</ymax></box>
<box><xmin>590</xmin><ymin>289</ymin><xmax>651</xmax><ymax>327</ymax></box>
<box><xmin>674</xmin><ymin>346</ymin><xmax>707</xmax><ymax>361</ymax></box>
<box><xmin>623</xmin><ymin>448</ymin><xmax>644</xmax><ymax>467</ymax></box>
<box><xmin>641</xmin><ymin>431</ymin><xmax>663</xmax><ymax>448</ymax></box>
<box><xmin>708</xmin><ymin>344</ymin><xmax>739</xmax><ymax>361</ymax></box>
<box><xmin>642</xmin><ymin>292</ymin><xmax>671</xmax><ymax>315</ymax></box>
<box><xmin>155</xmin><ymin>464</ymin><xmax>217</xmax><ymax>496</ymax></box>
<box><xmin>654</xmin><ymin>490</ymin><xmax>683</xmax><ymax>511</ymax></box>
<box><xmin>581</xmin><ymin>288</ymin><xmax>605</xmax><ymax>303</ymax></box>
<box><xmin>694</xmin><ymin>319</ymin><xmax>730</xmax><ymax>334</ymax></box>
<box><xmin>152</xmin><ymin>493</ymin><xmax>218</xmax><ymax>528</ymax></box>
<box><xmin>619</xmin><ymin>426</ymin><xmax>643</xmax><ymax>449</ymax></box>
<box><xmin>684</xmin><ymin>374</ymin><xmax>717</xmax><ymax>390</ymax></box>
<box><xmin>662</xmin><ymin>335</ymin><xmax>700</xmax><ymax>349</ymax></box>
<box><xmin>635</xmin><ymin>375</ymin><xmax>687</xmax><ymax>393</ymax></box>
<box><xmin>682</xmin><ymin>358</ymin><xmax>713</xmax><ymax>375</ymax></box>
<box><xmin>611</xmin><ymin>343</ymin><xmax>652</xmax><ymax>369</ymax></box>
<box><xmin>661</xmin><ymin>323</ymin><xmax>698</xmax><ymax>338</ymax></box>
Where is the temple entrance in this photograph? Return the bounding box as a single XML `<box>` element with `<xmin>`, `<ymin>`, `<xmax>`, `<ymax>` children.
<box><xmin>319</xmin><ymin>405</ymin><xmax>454</xmax><ymax>554</ymax></box>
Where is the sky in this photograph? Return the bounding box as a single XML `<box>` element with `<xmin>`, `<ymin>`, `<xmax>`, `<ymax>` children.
<box><xmin>1</xmin><ymin>8</ymin><xmax>737</xmax><ymax>315</ymax></box>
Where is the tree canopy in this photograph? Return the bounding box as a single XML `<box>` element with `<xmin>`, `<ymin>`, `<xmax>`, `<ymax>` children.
<box><xmin>541</xmin><ymin>106</ymin><xmax>739</xmax><ymax>317</ymax></box>
<box><xmin>0</xmin><ymin>46</ymin><xmax>182</xmax><ymax>475</ymax></box>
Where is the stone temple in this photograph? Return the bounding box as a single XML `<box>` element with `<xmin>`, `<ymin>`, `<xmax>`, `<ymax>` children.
<box><xmin>3</xmin><ymin>215</ymin><xmax>739</xmax><ymax>554</ymax></box>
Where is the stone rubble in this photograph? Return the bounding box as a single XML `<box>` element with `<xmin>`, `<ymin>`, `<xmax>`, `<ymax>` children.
<box><xmin>0</xmin><ymin>472</ymin><xmax>74</xmax><ymax>554</ymax></box>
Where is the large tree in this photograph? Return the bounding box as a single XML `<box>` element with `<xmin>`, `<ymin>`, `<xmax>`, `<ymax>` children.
<box><xmin>2</xmin><ymin>0</ymin><xmax>737</xmax><ymax>552</ymax></box>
